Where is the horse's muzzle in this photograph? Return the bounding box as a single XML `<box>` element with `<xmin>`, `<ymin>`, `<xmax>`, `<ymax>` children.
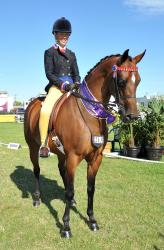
<box><xmin>118</xmin><ymin>105</ymin><xmax>140</xmax><ymax>121</ymax></box>
<box><xmin>123</xmin><ymin>113</ymin><xmax>140</xmax><ymax>122</ymax></box>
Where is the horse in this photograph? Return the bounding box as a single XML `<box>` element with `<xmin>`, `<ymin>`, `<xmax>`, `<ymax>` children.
<box><xmin>24</xmin><ymin>49</ymin><xmax>146</xmax><ymax>237</ymax></box>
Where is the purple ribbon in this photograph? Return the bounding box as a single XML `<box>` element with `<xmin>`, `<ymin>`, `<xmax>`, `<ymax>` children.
<box><xmin>79</xmin><ymin>80</ymin><xmax>116</xmax><ymax>124</ymax></box>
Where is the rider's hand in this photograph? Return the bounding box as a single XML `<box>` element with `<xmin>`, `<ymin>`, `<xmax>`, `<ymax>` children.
<box><xmin>61</xmin><ymin>82</ymin><xmax>79</xmax><ymax>92</ymax></box>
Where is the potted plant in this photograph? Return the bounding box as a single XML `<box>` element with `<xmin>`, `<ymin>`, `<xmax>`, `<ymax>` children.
<box><xmin>139</xmin><ymin>97</ymin><xmax>164</xmax><ymax>161</ymax></box>
<box><xmin>119</xmin><ymin>120</ymin><xmax>141</xmax><ymax>158</ymax></box>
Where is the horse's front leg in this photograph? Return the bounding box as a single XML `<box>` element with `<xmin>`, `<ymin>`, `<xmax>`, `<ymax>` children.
<box><xmin>57</xmin><ymin>154</ymin><xmax>76</xmax><ymax>207</ymax></box>
<box><xmin>87</xmin><ymin>153</ymin><xmax>102</xmax><ymax>231</ymax></box>
<box><xmin>61</xmin><ymin>154</ymin><xmax>80</xmax><ymax>238</ymax></box>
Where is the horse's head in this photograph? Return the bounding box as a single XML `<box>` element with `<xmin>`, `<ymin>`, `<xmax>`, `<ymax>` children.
<box><xmin>109</xmin><ymin>49</ymin><xmax>146</xmax><ymax>121</ymax></box>
<box><xmin>85</xmin><ymin>49</ymin><xmax>146</xmax><ymax>122</ymax></box>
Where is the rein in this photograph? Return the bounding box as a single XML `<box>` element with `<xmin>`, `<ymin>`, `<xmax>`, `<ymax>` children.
<box><xmin>72</xmin><ymin>90</ymin><xmax>116</xmax><ymax>110</ymax></box>
<box><xmin>71</xmin><ymin>80</ymin><xmax>116</xmax><ymax>124</ymax></box>
<box><xmin>71</xmin><ymin>80</ymin><xmax>118</xmax><ymax>116</ymax></box>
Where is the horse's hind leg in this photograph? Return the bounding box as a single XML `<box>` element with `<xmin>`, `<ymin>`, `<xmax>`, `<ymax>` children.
<box><xmin>57</xmin><ymin>154</ymin><xmax>67</xmax><ymax>189</ymax></box>
<box><xmin>87</xmin><ymin>153</ymin><xmax>102</xmax><ymax>231</ymax></box>
<box><xmin>29</xmin><ymin>142</ymin><xmax>41</xmax><ymax>207</ymax></box>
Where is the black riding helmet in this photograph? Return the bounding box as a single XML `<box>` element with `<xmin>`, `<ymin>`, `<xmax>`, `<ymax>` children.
<box><xmin>52</xmin><ymin>17</ymin><xmax>72</xmax><ymax>34</ymax></box>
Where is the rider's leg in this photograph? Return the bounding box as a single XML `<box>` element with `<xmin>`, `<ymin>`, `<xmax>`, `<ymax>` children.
<box><xmin>39</xmin><ymin>86</ymin><xmax>63</xmax><ymax>157</ymax></box>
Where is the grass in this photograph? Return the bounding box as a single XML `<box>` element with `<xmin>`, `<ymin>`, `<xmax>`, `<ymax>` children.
<box><xmin>0</xmin><ymin>123</ymin><xmax>164</xmax><ymax>250</ymax></box>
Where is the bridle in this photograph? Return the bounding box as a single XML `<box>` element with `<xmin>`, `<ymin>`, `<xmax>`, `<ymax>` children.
<box><xmin>112</xmin><ymin>64</ymin><xmax>138</xmax><ymax>104</ymax></box>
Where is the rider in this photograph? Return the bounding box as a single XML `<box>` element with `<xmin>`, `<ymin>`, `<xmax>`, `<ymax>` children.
<box><xmin>39</xmin><ymin>17</ymin><xmax>81</xmax><ymax>157</ymax></box>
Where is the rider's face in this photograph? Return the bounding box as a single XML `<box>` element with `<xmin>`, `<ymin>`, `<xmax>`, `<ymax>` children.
<box><xmin>55</xmin><ymin>32</ymin><xmax>70</xmax><ymax>48</ymax></box>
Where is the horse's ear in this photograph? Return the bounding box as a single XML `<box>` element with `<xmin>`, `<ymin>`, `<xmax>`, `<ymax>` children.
<box><xmin>118</xmin><ymin>49</ymin><xmax>129</xmax><ymax>65</ymax></box>
<box><xmin>133</xmin><ymin>50</ymin><xmax>146</xmax><ymax>64</ymax></box>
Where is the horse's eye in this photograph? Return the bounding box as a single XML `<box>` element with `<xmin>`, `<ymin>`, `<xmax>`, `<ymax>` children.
<box><xmin>117</xmin><ymin>78</ymin><xmax>126</xmax><ymax>87</ymax></box>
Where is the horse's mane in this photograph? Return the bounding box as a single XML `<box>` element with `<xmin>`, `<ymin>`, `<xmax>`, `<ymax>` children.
<box><xmin>85</xmin><ymin>54</ymin><xmax>121</xmax><ymax>78</ymax></box>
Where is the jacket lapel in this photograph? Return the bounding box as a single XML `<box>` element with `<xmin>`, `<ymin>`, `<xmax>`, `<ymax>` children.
<box><xmin>64</xmin><ymin>49</ymin><xmax>71</xmax><ymax>60</ymax></box>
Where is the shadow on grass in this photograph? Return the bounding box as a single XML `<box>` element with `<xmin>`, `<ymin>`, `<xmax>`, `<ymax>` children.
<box><xmin>10</xmin><ymin>165</ymin><xmax>65</xmax><ymax>231</ymax></box>
<box><xmin>153</xmin><ymin>232</ymin><xmax>164</xmax><ymax>250</ymax></box>
<box><xmin>71</xmin><ymin>206</ymin><xmax>88</xmax><ymax>225</ymax></box>
<box><xmin>10</xmin><ymin>165</ymin><xmax>89</xmax><ymax>234</ymax></box>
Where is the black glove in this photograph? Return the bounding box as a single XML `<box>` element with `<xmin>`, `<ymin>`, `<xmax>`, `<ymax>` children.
<box><xmin>64</xmin><ymin>83</ymin><xmax>79</xmax><ymax>92</ymax></box>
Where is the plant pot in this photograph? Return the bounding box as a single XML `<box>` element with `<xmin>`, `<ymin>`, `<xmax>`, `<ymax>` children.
<box><xmin>146</xmin><ymin>147</ymin><xmax>162</xmax><ymax>161</ymax></box>
<box><xmin>138</xmin><ymin>145</ymin><xmax>147</xmax><ymax>159</ymax></box>
<box><xmin>161</xmin><ymin>146</ymin><xmax>164</xmax><ymax>155</ymax></box>
<box><xmin>125</xmin><ymin>146</ymin><xmax>141</xmax><ymax>158</ymax></box>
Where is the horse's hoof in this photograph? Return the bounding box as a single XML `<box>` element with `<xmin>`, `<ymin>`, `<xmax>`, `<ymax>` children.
<box><xmin>33</xmin><ymin>200</ymin><xmax>40</xmax><ymax>207</ymax></box>
<box><xmin>89</xmin><ymin>222</ymin><xmax>99</xmax><ymax>231</ymax></box>
<box><xmin>61</xmin><ymin>229</ymin><xmax>72</xmax><ymax>238</ymax></box>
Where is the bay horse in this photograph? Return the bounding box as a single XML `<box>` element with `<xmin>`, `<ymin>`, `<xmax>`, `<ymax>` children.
<box><xmin>24</xmin><ymin>49</ymin><xmax>145</xmax><ymax>237</ymax></box>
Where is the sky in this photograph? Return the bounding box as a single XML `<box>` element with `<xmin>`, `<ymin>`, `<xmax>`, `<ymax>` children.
<box><xmin>0</xmin><ymin>0</ymin><xmax>164</xmax><ymax>101</ymax></box>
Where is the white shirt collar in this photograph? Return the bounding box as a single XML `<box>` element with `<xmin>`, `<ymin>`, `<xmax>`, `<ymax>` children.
<box><xmin>55</xmin><ymin>43</ymin><xmax>66</xmax><ymax>50</ymax></box>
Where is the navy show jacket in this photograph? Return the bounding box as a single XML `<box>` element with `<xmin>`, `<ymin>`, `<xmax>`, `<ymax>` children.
<box><xmin>44</xmin><ymin>46</ymin><xmax>81</xmax><ymax>92</ymax></box>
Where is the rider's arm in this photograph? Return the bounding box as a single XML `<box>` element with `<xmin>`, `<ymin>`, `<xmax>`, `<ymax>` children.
<box><xmin>44</xmin><ymin>50</ymin><xmax>63</xmax><ymax>88</ymax></box>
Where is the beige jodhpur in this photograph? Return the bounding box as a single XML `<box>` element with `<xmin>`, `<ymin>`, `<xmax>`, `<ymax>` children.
<box><xmin>39</xmin><ymin>86</ymin><xmax>63</xmax><ymax>145</ymax></box>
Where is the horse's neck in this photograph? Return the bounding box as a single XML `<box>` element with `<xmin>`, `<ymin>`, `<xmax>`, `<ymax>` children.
<box><xmin>86</xmin><ymin>74</ymin><xmax>104</xmax><ymax>102</ymax></box>
<box><xmin>86</xmin><ymin>57</ymin><xmax>116</xmax><ymax>102</ymax></box>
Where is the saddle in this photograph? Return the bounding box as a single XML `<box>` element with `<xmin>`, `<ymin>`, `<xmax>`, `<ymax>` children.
<box><xmin>48</xmin><ymin>92</ymin><xmax>70</xmax><ymax>132</ymax></box>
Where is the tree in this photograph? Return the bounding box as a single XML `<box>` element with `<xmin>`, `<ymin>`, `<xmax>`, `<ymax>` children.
<box><xmin>13</xmin><ymin>100</ymin><xmax>23</xmax><ymax>106</ymax></box>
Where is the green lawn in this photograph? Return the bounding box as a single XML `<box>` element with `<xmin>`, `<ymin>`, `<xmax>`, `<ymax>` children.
<box><xmin>0</xmin><ymin>123</ymin><xmax>164</xmax><ymax>250</ymax></box>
